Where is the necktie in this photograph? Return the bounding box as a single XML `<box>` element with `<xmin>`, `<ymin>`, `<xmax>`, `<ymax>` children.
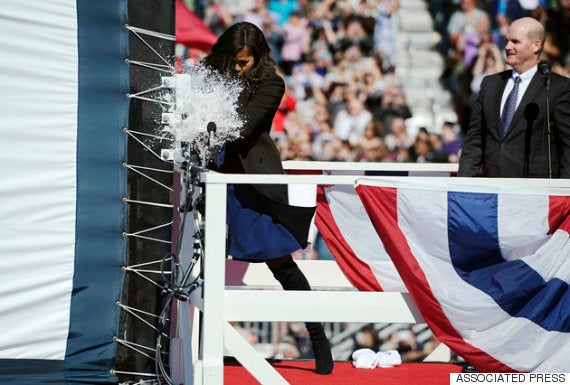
<box><xmin>501</xmin><ymin>76</ymin><xmax>521</xmax><ymax>136</ymax></box>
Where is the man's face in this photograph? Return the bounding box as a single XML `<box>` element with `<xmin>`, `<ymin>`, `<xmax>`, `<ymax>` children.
<box><xmin>504</xmin><ymin>21</ymin><xmax>541</xmax><ymax>73</ymax></box>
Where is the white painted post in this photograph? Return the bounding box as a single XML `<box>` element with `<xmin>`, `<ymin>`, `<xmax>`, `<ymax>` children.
<box><xmin>199</xmin><ymin>180</ymin><xmax>227</xmax><ymax>385</ymax></box>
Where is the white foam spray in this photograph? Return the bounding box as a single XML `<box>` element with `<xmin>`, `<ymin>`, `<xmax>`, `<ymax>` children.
<box><xmin>163</xmin><ymin>64</ymin><xmax>245</xmax><ymax>164</ymax></box>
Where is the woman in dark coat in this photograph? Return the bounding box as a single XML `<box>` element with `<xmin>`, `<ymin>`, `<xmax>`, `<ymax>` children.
<box><xmin>203</xmin><ymin>22</ymin><xmax>334</xmax><ymax>375</ymax></box>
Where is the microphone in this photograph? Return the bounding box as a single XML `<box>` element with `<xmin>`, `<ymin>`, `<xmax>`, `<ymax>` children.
<box><xmin>537</xmin><ymin>61</ymin><xmax>552</xmax><ymax>178</ymax></box>
<box><xmin>538</xmin><ymin>60</ymin><xmax>551</xmax><ymax>75</ymax></box>
<box><xmin>207</xmin><ymin>121</ymin><xmax>217</xmax><ymax>149</ymax></box>
<box><xmin>206</xmin><ymin>121</ymin><xmax>217</xmax><ymax>169</ymax></box>
<box><xmin>207</xmin><ymin>121</ymin><xmax>217</xmax><ymax>133</ymax></box>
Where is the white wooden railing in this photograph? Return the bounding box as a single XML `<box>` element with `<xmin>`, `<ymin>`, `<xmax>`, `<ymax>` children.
<box><xmin>169</xmin><ymin>162</ymin><xmax>465</xmax><ymax>385</ymax></box>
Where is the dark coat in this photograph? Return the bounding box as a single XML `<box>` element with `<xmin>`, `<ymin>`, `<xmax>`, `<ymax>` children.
<box><xmin>220</xmin><ymin>71</ymin><xmax>288</xmax><ymax>201</ymax></box>
<box><xmin>219</xmin><ymin>71</ymin><xmax>315</xmax><ymax>248</ymax></box>
<box><xmin>458</xmin><ymin>69</ymin><xmax>570</xmax><ymax>178</ymax></box>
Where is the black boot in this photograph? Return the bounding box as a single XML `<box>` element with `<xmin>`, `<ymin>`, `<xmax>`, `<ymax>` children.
<box><xmin>305</xmin><ymin>321</ymin><xmax>334</xmax><ymax>375</ymax></box>
<box><xmin>270</xmin><ymin>258</ymin><xmax>334</xmax><ymax>375</ymax></box>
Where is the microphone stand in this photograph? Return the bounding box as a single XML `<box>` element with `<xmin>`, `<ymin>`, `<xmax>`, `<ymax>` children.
<box><xmin>539</xmin><ymin>60</ymin><xmax>553</xmax><ymax>178</ymax></box>
<box><xmin>545</xmin><ymin>73</ymin><xmax>552</xmax><ymax>179</ymax></box>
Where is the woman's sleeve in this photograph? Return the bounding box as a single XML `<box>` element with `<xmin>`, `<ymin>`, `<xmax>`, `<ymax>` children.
<box><xmin>241</xmin><ymin>74</ymin><xmax>285</xmax><ymax>139</ymax></box>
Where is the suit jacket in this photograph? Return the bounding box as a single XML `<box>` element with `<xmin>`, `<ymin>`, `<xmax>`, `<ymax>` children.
<box><xmin>458</xmin><ymin>69</ymin><xmax>570</xmax><ymax>178</ymax></box>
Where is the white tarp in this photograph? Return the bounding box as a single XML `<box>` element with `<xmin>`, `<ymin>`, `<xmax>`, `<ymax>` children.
<box><xmin>0</xmin><ymin>0</ymin><xmax>78</xmax><ymax>360</ymax></box>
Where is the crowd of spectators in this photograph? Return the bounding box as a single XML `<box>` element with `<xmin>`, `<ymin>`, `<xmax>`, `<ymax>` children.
<box><xmin>180</xmin><ymin>0</ymin><xmax>569</xmax><ymax>166</ymax></box>
<box><xmin>433</xmin><ymin>0</ymin><xmax>570</xmax><ymax>133</ymax></box>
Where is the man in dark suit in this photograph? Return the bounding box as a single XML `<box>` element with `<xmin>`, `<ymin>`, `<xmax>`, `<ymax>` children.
<box><xmin>458</xmin><ymin>17</ymin><xmax>570</xmax><ymax>178</ymax></box>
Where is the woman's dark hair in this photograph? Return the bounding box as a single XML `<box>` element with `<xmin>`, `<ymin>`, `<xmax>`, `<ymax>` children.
<box><xmin>203</xmin><ymin>22</ymin><xmax>276</xmax><ymax>82</ymax></box>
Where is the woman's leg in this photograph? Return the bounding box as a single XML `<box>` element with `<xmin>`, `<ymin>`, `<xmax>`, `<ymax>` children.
<box><xmin>266</xmin><ymin>255</ymin><xmax>334</xmax><ymax>375</ymax></box>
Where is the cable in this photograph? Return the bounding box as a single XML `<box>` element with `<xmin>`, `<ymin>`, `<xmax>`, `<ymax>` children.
<box><xmin>155</xmin><ymin>294</ymin><xmax>175</xmax><ymax>385</ymax></box>
<box><xmin>151</xmin><ymin>155</ymin><xmax>207</xmax><ymax>385</ymax></box>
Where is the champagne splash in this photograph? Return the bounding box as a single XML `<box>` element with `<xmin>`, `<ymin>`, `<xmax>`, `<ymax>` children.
<box><xmin>163</xmin><ymin>64</ymin><xmax>245</xmax><ymax>164</ymax></box>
